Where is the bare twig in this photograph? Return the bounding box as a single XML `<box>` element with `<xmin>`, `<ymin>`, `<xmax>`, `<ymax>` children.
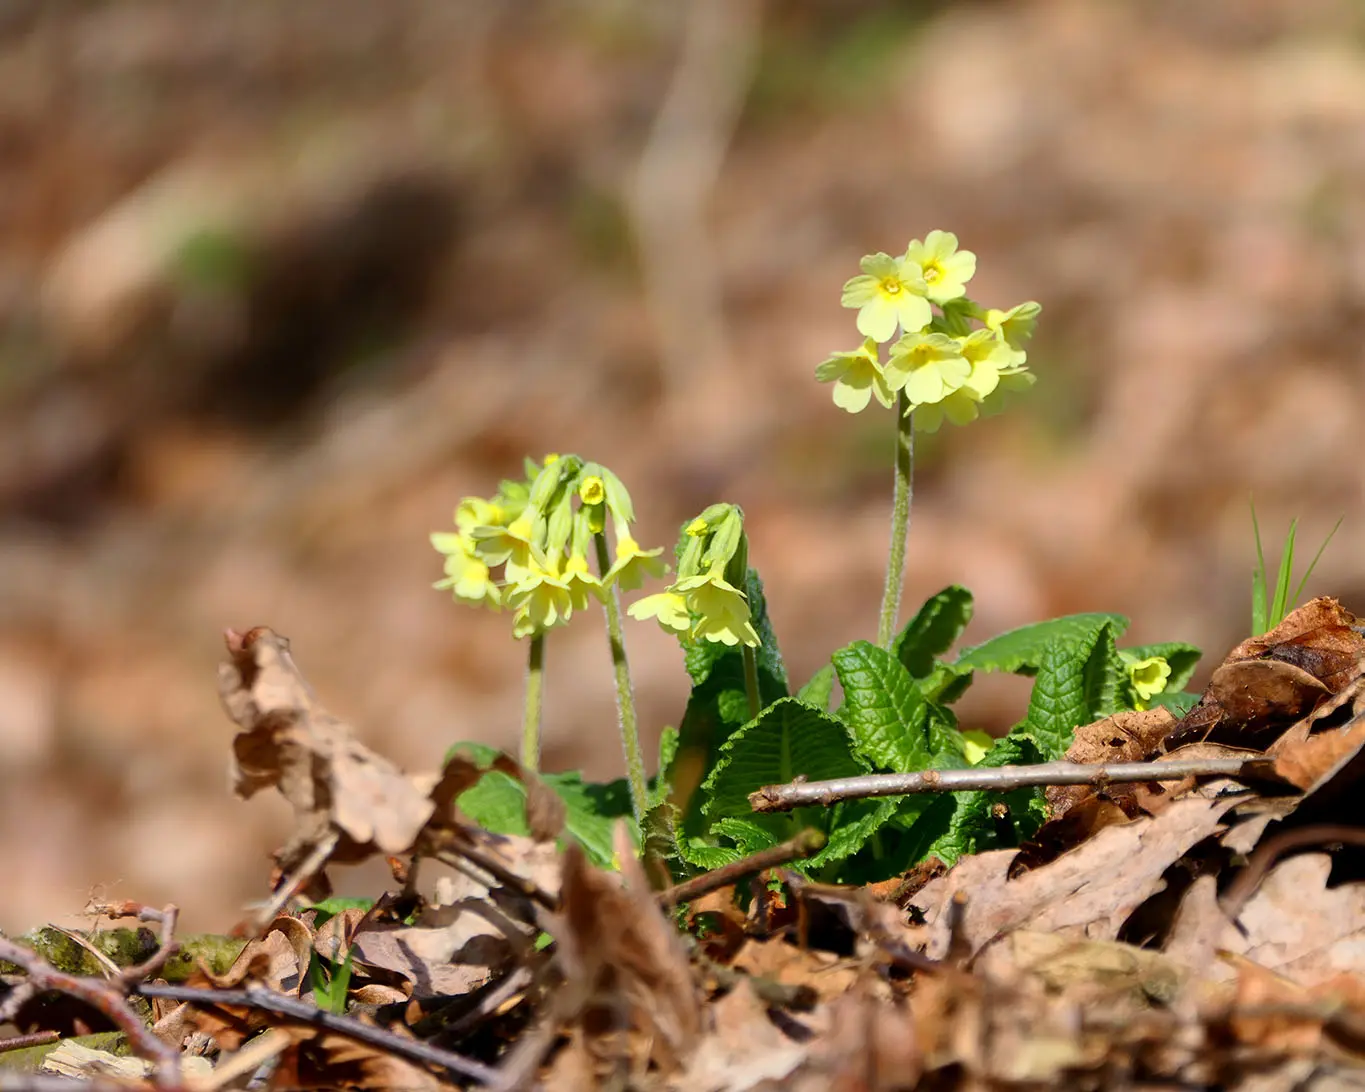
<box><xmin>0</xmin><ymin>937</ymin><xmax>181</xmax><ymax>1089</ymax></box>
<box><xmin>657</xmin><ymin>828</ymin><xmax>826</xmax><ymax>907</ymax></box>
<box><xmin>0</xmin><ymin>1031</ymin><xmax>60</xmax><ymax>1053</ymax></box>
<box><xmin>749</xmin><ymin>758</ymin><xmax>1273</xmax><ymax>812</ymax></box>
<box><xmin>134</xmin><ymin>982</ymin><xmax>500</xmax><ymax>1085</ymax></box>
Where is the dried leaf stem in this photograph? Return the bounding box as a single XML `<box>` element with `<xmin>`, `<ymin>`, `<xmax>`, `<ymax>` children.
<box><xmin>749</xmin><ymin>757</ymin><xmax>1272</xmax><ymax>813</ymax></box>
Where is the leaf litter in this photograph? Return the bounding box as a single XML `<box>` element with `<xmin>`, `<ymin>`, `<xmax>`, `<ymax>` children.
<box><xmin>5</xmin><ymin>601</ymin><xmax>1365</xmax><ymax>1088</ymax></box>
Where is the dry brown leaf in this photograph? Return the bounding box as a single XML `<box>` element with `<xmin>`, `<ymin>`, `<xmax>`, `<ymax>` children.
<box><xmin>985</xmin><ymin>930</ymin><xmax>1186</xmax><ymax>1010</ymax></box>
<box><xmin>671</xmin><ymin>979</ymin><xmax>810</xmax><ymax>1092</ymax></box>
<box><xmin>349</xmin><ymin>901</ymin><xmax>512</xmax><ymax>999</ymax></box>
<box><xmin>729</xmin><ymin>939</ymin><xmax>861</xmax><ymax>1006</ymax></box>
<box><xmin>907</xmin><ymin>795</ymin><xmax>1239</xmax><ymax>960</ymax></box>
<box><xmin>218</xmin><ymin>627</ymin><xmax>438</xmax><ymax>874</ymax></box>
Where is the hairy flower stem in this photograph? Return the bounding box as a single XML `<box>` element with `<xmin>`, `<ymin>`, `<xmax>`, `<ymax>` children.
<box><xmin>742</xmin><ymin>645</ymin><xmax>761</xmax><ymax>721</ymax></box>
<box><xmin>521</xmin><ymin>634</ymin><xmax>546</xmax><ymax>771</ymax></box>
<box><xmin>593</xmin><ymin>533</ymin><xmax>648</xmax><ymax>825</ymax></box>
<box><xmin>877</xmin><ymin>391</ymin><xmax>915</xmax><ymax>649</ymax></box>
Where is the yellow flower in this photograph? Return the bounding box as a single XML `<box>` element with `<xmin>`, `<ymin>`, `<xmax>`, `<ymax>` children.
<box><xmin>578</xmin><ymin>475</ymin><xmax>605</xmax><ymax>506</ymax></box>
<box><xmin>840</xmin><ymin>252</ymin><xmax>931</xmax><ymax>342</ymax></box>
<box><xmin>815</xmin><ymin>337</ymin><xmax>894</xmax><ymax>414</ymax></box>
<box><xmin>1125</xmin><ymin>655</ymin><xmax>1171</xmax><ymax>709</ymax></box>
<box><xmin>561</xmin><ymin>552</ymin><xmax>604</xmax><ymax>611</ymax></box>
<box><xmin>905</xmin><ymin>231</ymin><xmax>976</xmax><ymax>304</ymax></box>
<box><xmin>471</xmin><ymin>513</ymin><xmax>537</xmax><ymax>581</ymax></box>
<box><xmin>674</xmin><ymin>573</ymin><xmax>760</xmax><ymax>647</ymax></box>
<box><xmin>431</xmin><ymin>532</ymin><xmax>502</xmax><ymax>610</ymax></box>
<box><xmin>884</xmin><ymin>330</ymin><xmax>969</xmax><ymax>405</ymax></box>
<box><xmin>984</xmin><ymin>301</ymin><xmax>1041</xmax><ymax>366</ymax></box>
<box><xmin>628</xmin><ymin>591</ymin><xmax>691</xmax><ymax>635</ymax></box>
<box><xmin>606</xmin><ymin>535</ymin><xmax>667</xmax><ymax>592</ymax></box>
<box><xmin>506</xmin><ymin>557</ymin><xmax>574</xmax><ymax>638</ymax></box>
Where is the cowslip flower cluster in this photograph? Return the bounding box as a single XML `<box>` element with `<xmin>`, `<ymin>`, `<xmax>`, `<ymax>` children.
<box><xmin>818</xmin><ymin>230</ymin><xmax>1040</xmax><ymax>430</ymax></box>
<box><xmin>628</xmin><ymin>503</ymin><xmax>760</xmax><ymax>647</ymax></box>
<box><xmin>431</xmin><ymin>454</ymin><xmax>666</xmax><ymax>639</ymax></box>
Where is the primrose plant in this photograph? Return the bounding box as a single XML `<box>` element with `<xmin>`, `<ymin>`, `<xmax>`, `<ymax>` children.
<box><xmin>433</xmin><ymin>232</ymin><xmax>1204</xmax><ymax>882</ymax></box>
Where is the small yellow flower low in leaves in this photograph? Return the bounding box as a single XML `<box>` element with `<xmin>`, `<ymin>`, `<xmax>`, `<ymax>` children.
<box><xmin>1124</xmin><ymin>655</ymin><xmax>1172</xmax><ymax>710</ymax></box>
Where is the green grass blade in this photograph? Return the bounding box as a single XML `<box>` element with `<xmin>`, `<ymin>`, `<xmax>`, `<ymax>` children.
<box><xmin>1250</xmin><ymin>499</ymin><xmax>1268</xmax><ymax>635</ymax></box>
<box><xmin>1269</xmin><ymin>518</ymin><xmax>1297</xmax><ymax>629</ymax></box>
<box><xmin>1291</xmin><ymin>515</ymin><xmax>1344</xmax><ymax>607</ymax></box>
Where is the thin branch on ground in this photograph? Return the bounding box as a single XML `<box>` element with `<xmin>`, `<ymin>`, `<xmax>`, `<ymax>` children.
<box><xmin>657</xmin><ymin>828</ymin><xmax>826</xmax><ymax>907</ymax></box>
<box><xmin>0</xmin><ymin>936</ymin><xmax>182</xmax><ymax>1090</ymax></box>
<box><xmin>749</xmin><ymin>757</ymin><xmax>1274</xmax><ymax>812</ymax></box>
<box><xmin>134</xmin><ymin>982</ymin><xmax>500</xmax><ymax>1086</ymax></box>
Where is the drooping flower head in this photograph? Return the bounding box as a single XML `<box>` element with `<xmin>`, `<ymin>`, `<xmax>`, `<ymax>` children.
<box><xmin>432</xmin><ymin>454</ymin><xmax>665</xmax><ymax>638</ymax></box>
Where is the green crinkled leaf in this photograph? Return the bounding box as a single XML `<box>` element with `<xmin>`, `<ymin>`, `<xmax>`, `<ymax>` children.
<box><xmin>892</xmin><ymin>585</ymin><xmax>974</xmax><ymax>679</ymax></box>
<box><xmin>1151</xmin><ymin>689</ymin><xmax>1201</xmax><ymax>716</ymax></box>
<box><xmin>922</xmin><ymin>661</ymin><xmax>974</xmax><ymax>705</ymax></box>
<box><xmin>954</xmin><ymin>612</ymin><xmax>1129</xmax><ymax>675</ymax></box>
<box><xmin>797</xmin><ymin>662</ymin><xmax>835</xmax><ymax>711</ymax></box>
<box><xmin>922</xmin><ymin>733</ymin><xmax>1047</xmax><ymax>866</ymax></box>
<box><xmin>832</xmin><ymin>640</ymin><xmax>930</xmax><ymax>773</ymax></box>
<box><xmin>1084</xmin><ymin>622</ymin><xmax>1135</xmax><ymax>721</ymax></box>
<box><xmin>701</xmin><ymin>698</ymin><xmax>867</xmax><ymax>821</ymax></box>
<box><xmin>1123</xmin><ymin>642</ymin><xmax>1202</xmax><ymax>694</ymax></box>
<box><xmin>1021</xmin><ymin>621</ymin><xmax>1122</xmax><ymax>760</ymax></box>
<box><xmin>711</xmin><ymin>816</ymin><xmax>784</xmax><ymax>853</ymax></box>
<box><xmin>680</xmin><ymin>838</ymin><xmax>744</xmax><ymax>870</ymax></box>
<box><xmin>808</xmin><ymin>797</ymin><xmax>901</xmax><ymax>868</ymax></box>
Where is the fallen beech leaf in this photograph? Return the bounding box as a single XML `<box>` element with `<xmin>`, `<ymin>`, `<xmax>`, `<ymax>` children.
<box><xmin>991</xmin><ymin>931</ymin><xmax>1186</xmax><ymax>1008</ymax></box>
<box><xmin>218</xmin><ymin>628</ymin><xmax>439</xmax><ymax>875</ymax></box>
<box><xmin>674</xmin><ymin>979</ymin><xmax>809</xmax><ymax>1092</ymax></box>
<box><xmin>907</xmin><ymin>795</ymin><xmax>1239</xmax><ymax>959</ymax></box>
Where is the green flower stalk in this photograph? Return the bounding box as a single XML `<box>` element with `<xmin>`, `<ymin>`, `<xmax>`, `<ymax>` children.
<box><xmin>819</xmin><ymin>231</ymin><xmax>1041</xmax><ymax>647</ymax></box>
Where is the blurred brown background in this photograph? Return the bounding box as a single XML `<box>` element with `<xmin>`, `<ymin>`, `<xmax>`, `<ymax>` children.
<box><xmin>2</xmin><ymin>0</ymin><xmax>1364</xmax><ymax>932</ymax></box>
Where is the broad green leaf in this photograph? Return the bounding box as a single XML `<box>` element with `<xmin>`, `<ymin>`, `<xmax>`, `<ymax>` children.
<box><xmin>446</xmin><ymin>744</ymin><xmax>642</xmax><ymax>868</ymax></box>
<box><xmin>1122</xmin><ymin>642</ymin><xmax>1202</xmax><ymax>693</ymax></box>
<box><xmin>797</xmin><ymin>662</ymin><xmax>835</xmax><ymax>711</ymax></box>
<box><xmin>1022</xmin><ymin>629</ymin><xmax>1105</xmax><ymax>760</ymax></box>
<box><xmin>456</xmin><ymin>769</ymin><xmax>633</xmax><ymax>868</ymax></box>
<box><xmin>954</xmin><ymin>612</ymin><xmax>1129</xmax><ymax>676</ymax></box>
<box><xmin>1150</xmin><ymin>689</ymin><xmax>1201</xmax><ymax>716</ymax></box>
<box><xmin>832</xmin><ymin>640</ymin><xmax>930</xmax><ymax>773</ymax></box>
<box><xmin>1082</xmin><ymin>622</ymin><xmax>1133</xmax><ymax>720</ymax></box>
<box><xmin>891</xmin><ymin>585</ymin><xmax>974</xmax><ymax>679</ymax></box>
<box><xmin>701</xmin><ymin>698</ymin><xmax>867</xmax><ymax>821</ymax></box>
